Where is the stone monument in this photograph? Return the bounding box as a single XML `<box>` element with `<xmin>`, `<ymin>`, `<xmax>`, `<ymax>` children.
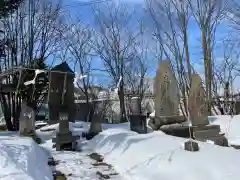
<box><xmin>188</xmin><ymin>74</ymin><xmax>228</xmax><ymax>146</ymax></box>
<box><xmin>149</xmin><ymin>60</ymin><xmax>185</xmax><ymax>130</ymax></box>
<box><xmin>50</xmin><ymin>62</ymin><xmax>78</xmax><ymax>151</ymax></box>
<box><xmin>188</xmin><ymin>74</ymin><xmax>209</xmax><ymax>126</ymax></box>
<box><xmin>129</xmin><ymin>97</ymin><xmax>147</xmax><ymax>134</ymax></box>
<box><xmin>19</xmin><ymin>100</ymin><xmax>35</xmax><ymax>136</ymax></box>
<box><xmin>87</xmin><ymin>100</ymin><xmax>104</xmax><ymax>140</ymax></box>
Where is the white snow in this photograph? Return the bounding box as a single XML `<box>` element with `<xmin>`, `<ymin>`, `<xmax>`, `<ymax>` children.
<box><xmin>209</xmin><ymin>115</ymin><xmax>240</xmax><ymax>145</ymax></box>
<box><xmin>1</xmin><ymin>115</ymin><xmax>240</xmax><ymax>180</ymax></box>
<box><xmin>89</xmin><ymin>128</ymin><xmax>240</xmax><ymax>180</ymax></box>
<box><xmin>74</xmin><ymin>73</ymin><xmax>87</xmax><ymax>87</ymax></box>
<box><xmin>24</xmin><ymin>69</ymin><xmax>45</xmax><ymax>86</ymax></box>
<box><xmin>0</xmin><ymin>132</ymin><xmax>52</xmax><ymax>180</ymax></box>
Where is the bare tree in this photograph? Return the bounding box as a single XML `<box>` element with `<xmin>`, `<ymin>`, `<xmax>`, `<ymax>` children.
<box><xmin>188</xmin><ymin>0</ymin><xmax>226</xmax><ymax>115</ymax></box>
<box><xmin>147</xmin><ymin>0</ymin><xmax>192</xmax><ymax>117</ymax></box>
<box><xmin>61</xmin><ymin>15</ymin><xmax>95</xmax><ymax>122</ymax></box>
<box><xmin>125</xmin><ymin>22</ymin><xmax>150</xmax><ymax>115</ymax></box>
<box><xmin>0</xmin><ymin>0</ymin><xmax>62</xmax><ymax>130</ymax></box>
<box><xmin>93</xmin><ymin>3</ymin><xmax>139</xmax><ymax>122</ymax></box>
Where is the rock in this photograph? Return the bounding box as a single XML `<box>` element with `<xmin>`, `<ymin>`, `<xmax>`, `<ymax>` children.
<box><xmin>184</xmin><ymin>140</ymin><xmax>199</xmax><ymax>152</ymax></box>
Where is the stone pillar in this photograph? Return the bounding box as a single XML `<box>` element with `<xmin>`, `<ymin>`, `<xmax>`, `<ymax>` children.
<box><xmin>150</xmin><ymin>60</ymin><xmax>185</xmax><ymax>130</ymax></box>
<box><xmin>188</xmin><ymin>74</ymin><xmax>209</xmax><ymax>126</ymax></box>
<box><xmin>19</xmin><ymin>101</ymin><xmax>35</xmax><ymax>136</ymax></box>
<box><xmin>129</xmin><ymin>97</ymin><xmax>147</xmax><ymax>134</ymax></box>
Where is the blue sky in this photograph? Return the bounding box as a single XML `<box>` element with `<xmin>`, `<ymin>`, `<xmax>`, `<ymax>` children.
<box><xmin>58</xmin><ymin>0</ymin><xmax>240</xmax><ymax>91</ymax></box>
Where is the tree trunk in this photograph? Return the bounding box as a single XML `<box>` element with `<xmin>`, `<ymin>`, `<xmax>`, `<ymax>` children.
<box><xmin>202</xmin><ymin>29</ymin><xmax>212</xmax><ymax>116</ymax></box>
<box><xmin>118</xmin><ymin>84</ymin><xmax>127</xmax><ymax>123</ymax></box>
<box><xmin>0</xmin><ymin>94</ymin><xmax>14</xmax><ymax>130</ymax></box>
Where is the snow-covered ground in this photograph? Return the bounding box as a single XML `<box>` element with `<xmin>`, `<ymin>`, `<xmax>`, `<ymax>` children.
<box><xmin>209</xmin><ymin>115</ymin><xmax>240</xmax><ymax>145</ymax></box>
<box><xmin>0</xmin><ymin>132</ymin><xmax>52</xmax><ymax>180</ymax></box>
<box><xmin>90</xmin><ymin>129</ymin><xmax>240</xmax><ymax>180</ymax></box>
<box><xmin>0</xmin><ymin>115</ymin><xmax>240</xmax><ymax>180</ymax></box>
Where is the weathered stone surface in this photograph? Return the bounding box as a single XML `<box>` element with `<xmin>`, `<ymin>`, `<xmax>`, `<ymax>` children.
<box><xmin>19</xmin><ymin>101</ymin><xmax>35</xmax><ymax>136</ymax></box>
<box><xmin>188</xmin><ymin>74</ymin><xmax>209</xmax><ymax>126</ymax></box>
<box><xmin>53</xmin><ymin>108</ymin><xmax>78</xmax><ymax>151</ymax></box>
<box><xmin>155</xmin><ymin>115</ymin><xmax>186</xmax><ymax>125</ymax></box>
<box><xmin>192</xmin><ymin>124</ymin><xmax>229</xmax><ymax>147</ymax></box>
<box><xmin>58</xmin><ymin>112</ymin><xmax>69</xmax><ymax>134</ymax></box>
<box><xmin>160</xmin><ymin>124</ymin><xmax>192</xmax><ymax>138</ymax></box>
<box><xmin>151</xmin><ymin>60</ymin><xmax>186</xmax><ymax>129</ymax></box>
<box><xmin>154</xmin><ymin>60</ymin><xmax>180</xmax><ymax>118</ymax></box>
<box><xmin>191</xmin><ymin>124</ymin><xmax>220</xmax><ymax>132</ymax></box>
<box><xmin>129</xmin><ymin>115</ymin><xmax>147</xmax><ymax>134</ymax></box>
<box><xmin>130</xmin><ymin>97</ymin><xmax>141</xmax><ymax>115</ymax></box>
<box><xmin>184</xmin><ymin>140</ymin><xmax>199</xmax><ymax>152</ymax></box>
<box><xmin>193</xmin><ymin>129</ymin><xmax>222</xmax><ymax>138</ymax></box>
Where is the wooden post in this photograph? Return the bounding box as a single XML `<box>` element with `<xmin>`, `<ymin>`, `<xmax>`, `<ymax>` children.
<box><xmin>47</xmin><ymin>70</ymin><xmax>52</xmax><ymax>103</ymax></box>
<box><xmin>61</xmin><ymin>72</ymin><xmax>67</xmax><ymax>105</ymax></box>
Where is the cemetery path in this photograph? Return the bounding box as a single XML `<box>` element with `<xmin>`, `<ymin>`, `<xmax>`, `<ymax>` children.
<box><xmin>41</xmin><ymin>140</ymin><xmax>125</xmax><ymax>180</ymax></box>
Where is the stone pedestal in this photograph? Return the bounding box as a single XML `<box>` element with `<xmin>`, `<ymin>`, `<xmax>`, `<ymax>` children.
<box><xmin>52</xmin><ymin>131</ymin><xmax>79</xmax><ymax>151</ymax></box>
<box><xmin>155</xmin><ymin>115</ymin><xmax>186</xmax><ymax>126</ymax></box>
<box><xmin>52</xmin><ymin>112</ymin><xmax>79</xmax><ymax>151</ymax></box>
<box><xmin>129</xmin><ymin>115</ymin><xmax>147</xmax><ymax>134</ymax></box>
<box><xmin>192</xmin><ymin>124</ymin><xmax>228</xmax><ymax>147</ymax></box>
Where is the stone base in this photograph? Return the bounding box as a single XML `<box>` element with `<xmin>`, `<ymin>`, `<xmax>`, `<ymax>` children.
<box><xmin>160</xmin><ymin>124</ymin><xmax>191</xmax><ymax>137</ymax></box>
<box><xmin>52</xmin><ymin>131</ymin><xmax>80</xmax><ymax>151</ymax></box>
<box><xmin>129</xmin><ymin>115</ymin><xmax>147</xmax><ymax>134</ymax></box>
<box><xmin>148</xmin><ymin>115</ymin><xmax>186</xmax><ymax>130</ymax></box>
<box><xmin>184</xmin><ymin>140</ymin><xmax>199</xmax><ymax>152</ymax></box>
<box><xmin>192</xmin><ymin>124</ymin><xmax>229</xmax><ymax>147</ymax></box>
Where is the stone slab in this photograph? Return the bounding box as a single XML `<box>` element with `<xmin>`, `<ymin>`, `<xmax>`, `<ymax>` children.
<box><xmin>160</xmin><ymin>124</ymin><xmax>192</xmax><ymax>137</ymax></box>
<box><xmin>195</xmin><ymin>135</ymin><xmax>228</xmax><ymax>147</ymax></box>
<box><xmin>129</xmin><ymin>115</ymin><xmax>147</xmax><ymax>134</ymax></box>
<box><xmin>155</xmin><ymin>115</ymin><xmax>186</xmax><ymax>126</ymax></box>
<box><xmin>52</xmin><ymin>133</ymin><xmax>79</xmax><ymax>143</ymax></box>
<box><xmin>193</xmin><ymin>129</ymin><xmax>222</xmax><ymax>139</ymax></box>
<box><xmin>191</xmin><ymin>124</ymin><xmax>220</xmax><ymax>132</ymax></box>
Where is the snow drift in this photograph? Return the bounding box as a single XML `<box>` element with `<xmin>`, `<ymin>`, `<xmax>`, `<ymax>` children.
<box><xmin>0</xmin><ymin>132</ymin><xmax>52</xmax><ymax>180</ymax></box>
<box><xmin>209</xmin><ymin>115</ymin><xmax>240</xmax><ymax>145</ymax></box>
<box><xmin>89</xmin><ymin>128</ymin><xmax>240</xmax><ymax>180</ymax></box>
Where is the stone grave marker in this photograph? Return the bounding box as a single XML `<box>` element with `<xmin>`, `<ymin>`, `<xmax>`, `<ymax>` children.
<box><xmin>87</xmin><ymin>100</ymin><xmax>104</xmax><ymax>139</ymax></box>
<box><xmin>129</xmin><ymin>97</ymin><xmax>147</xmax><ymax>134</ymax></box>
<box><xmin>50</xmin><ymin>62</ymin><xmax>79</xmax><ymax>151</ymax></box>
<box><xmin>188</xmin><ymin>74</ymin><xmax>209</xmax><ymax>126</ymax></box>
<box><xmin>149</xmin><ymin>60</ymin><xmax>185</xmax><ymax>130</ymax></box>
<box><xmin>19</xmin><ymin>100</ymin><xmax>35</xmax><ymax>136</ymax></box>
<box><xmin>52</xmin><ymin>107</ymin><xmax>79</xmax><ymax>151</ymax></box>
<box><xmin>188</xmin><ymin>74</ymin><xmax>228</xmax><ymax>147</ymax></box>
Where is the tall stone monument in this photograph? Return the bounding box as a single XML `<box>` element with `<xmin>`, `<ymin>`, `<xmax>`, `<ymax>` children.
<box><xmin>188</xmin><ymin>74</ymin><xmax>209</xmax><ymax>126</ymax></box>
<box><xmin>49</xmin><ymin>62</ymin><xmax>78</xmax><ymax>151</ymax></box>
<box><xmin>149</xmin><ymin>60</ymin><xmax>185</xmax><ymax>130</ymax></box>
<box><xmin>188</xmin><ymin>74</ymin><xmax>228</xmax><ymax>146</ymax></box>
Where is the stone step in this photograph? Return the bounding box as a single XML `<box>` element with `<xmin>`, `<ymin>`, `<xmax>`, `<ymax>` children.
<box><xmin>193</xmin><ymin>129</ymin><xmax>221</xmax><ymax>139</ymax></box>
<box><xmin>155</xmin><ymin>115</ymin><xmax>186</xmax><ymax>126</ymax></box>
<box><xmin>191</xmin><ymin>125</ymin><xmax>220</xmax><ymax>132</ymax></box>
<box><xmin>195</xmin><ymin>135</ymin><xmax>228</xmax><ymax>147</ymax></box>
